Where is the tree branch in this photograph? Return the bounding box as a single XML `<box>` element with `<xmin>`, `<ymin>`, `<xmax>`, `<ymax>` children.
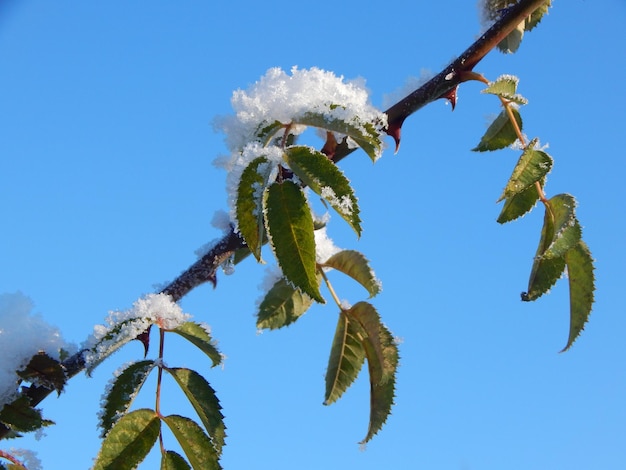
<box><xmin>0</xmin><ymin>0</ymin><xmax>549</xmax><ymax>442</ymax></box>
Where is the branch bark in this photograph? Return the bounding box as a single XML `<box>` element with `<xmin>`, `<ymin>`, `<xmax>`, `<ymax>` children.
<box><xmin>0</xmin><ymin>0</ymin><xmax>549</xmax><ymax>442</ymax></box>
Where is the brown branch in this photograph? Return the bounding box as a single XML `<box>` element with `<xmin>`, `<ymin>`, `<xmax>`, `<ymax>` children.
<box><xmin>0</xmin><ymin>0</ymin><xmax>549</xmax><ymax>442</ymax></box>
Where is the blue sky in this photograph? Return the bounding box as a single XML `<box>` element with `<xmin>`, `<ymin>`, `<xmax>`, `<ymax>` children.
<box><xmin>1</xmin><ymin>1</ymin><xmax>625</xmax><ymax>469</ymax></box>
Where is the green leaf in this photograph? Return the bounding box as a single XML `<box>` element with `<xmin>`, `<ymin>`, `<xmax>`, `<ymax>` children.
<box><xmin>165</xmin><ymin>368</ymin><xmax>226</xmax><ymax>456</ymax></box>
<box><xmin>542</xmin><ymin>194</ymin><xmax>581</xmax><ymax>259</ymax></box>
<box><xmin>497</xmin><ymin>21</ymin><xmax>525</xmax><ymax>53</ymax></box>
<box><xmin>263</xmin><ymin>180</ymin><xmax>324</xmax><ymax>303</ymax></box>
<box><xmin>498</xmin><ymin>141</ymin><xmax>552</xmax><ymax>201</ymax></box>
<box><xmin>348</xmin><ymin>302</ymin><xmax>399</xmax><ymax>444</ymax></box>
<box><xmin>256</xmin><ymin>276</ymin><xmax>316</xmax><ymax>330</ymax></box>
<box><xmin>171</xmin><ymin>322</ymin><xmax>222</xmax><ymax>367</ymax></box>
<box><xmin>523</xmin><ymin>194</ymin><xmax>580</xmax><ymax>302</ymax></box>
<box><xmin>162</xmin><ymin>415</ymin><xmax>220</xmax><ymax>470</ymax></box>
<box><xmin>161</xmin><ymin>450</ymin><xmax>191</xmax><ymax>470</ymax></box>
<box><xmin>321</xmin><ymin>250</ymin><xmax>382</xmax><ymax>298</ymax></box>
<box><xmin>324</xmin><ymin>312</ymin><xmax>366</xmax><ymax>405</ymax></box>
<box><xmin>472</xmin><ymin>108</ymin><xmax>522</xmax><ymax>151</ymax></box>
<box><xmin>283</xmin><ymin>146</ymin><xmax>362</xmax><ymax>236</ymax></box>
<box><xmin>236</xmin><ymin>156</ymin><xmax>274</xmax><ymax>261</ymax></box>
<box><xmin>99</xmin><ymin>360</ymin><xmax>156</xmax><ymax>436</ymax></box>
<box><xmin>93</xmin><ymin>409</ymin><xmax>160</xmax><ymax>470</ymax></box>
<box><xmin>295</xmin><ymin>111</ymin><xmax>383</xmax><ymax>162</ymax></box>
<box><xmin>562</xmin><ymin>241</ymin><xmax>595</xmax><ymax>352</ymax></box>
<box><xmin>497</xmin><ymin>180</ymin><xmax>541</xmax><ymax>224</ymax></box>
<box><xmin>17</xmin><ymin>352</ymin><xmax>66</xmax><ymax>394</ymax></box>
<box><xmin>525</xmin><ymin>0</ymin><xmax>552</xmax><ymax>31</ymax></box>
<box><xmin>0</xmin><ymin>396</ymin><xmax>53</xmax><ymax>433</ymax></box>
<box><xmin>482</xmin><ymin>75</ymin><xmax>527</xmax><ymax>105</ymax></box>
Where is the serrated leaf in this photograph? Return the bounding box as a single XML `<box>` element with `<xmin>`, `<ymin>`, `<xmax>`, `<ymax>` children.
<box><xmin>283</xmin><ymin>146</ymin><xmax>362</xmax><ymax>236</ymax></box>
<box><xmin>525</xmin><ymin>0</ymin><xmax>551</xmax><ymax>31</ymax></box>
<box><xmin>171</xmin><ymin>322</ymin><xmax>222</xmax><ymax>367</ymax></box>
<box><xmin>498</xmin><ymin>142</ymin><xmax>552</xmax><ymax>201</ymax></box>
<box><xmin>562</xmin><ymin>241</ymin><xmax>595</xmax><ymax>352</ymax></box>
<box><xmin>236</xmin><ymin>156</ymin><xmax>274</xmax><ymax>261</ymax></box>
<box><xmin>482</xmin><ymin>75</ymin><xmax>527</xmax><ymax>105</ymax></box>
<box><xmin>0</xmin><ymin>396</ymin><xmax>53</xmax><ymax>433</ymax></box>
<box><xmin>321</xmin><ymin>250</ymin><xmax>381</xmax><ymax>298</ymax></box>
<box><xmin>543</xmin><ymin>194</ymin><xmax>581</xmax><ymax>259</ymax></box>
<box><xmin>256</xmin><ymin>276</ymin><xmax>316</xmax><ymax>330</ymax></box>
<box><xmin>497</xmin><ymin>180</ymin><xmax>541</xmax><ymax>223</ymax></box>
<box><xmin>165</xmin><ymin>368</ymin><xmax>225</xmax><ymax>456</ymax></box>
<box><xmin>472</xmin><ymin>108</ymin><xmax>522</xmax><ymax>151</ymax></box>
<box><xmin>324</xmin><ymin>312</ymin><xmax>366</xmax><ymax>405</ymax></box>
<box><xmin>93</xmin><ymin>409</ymin><xmax>160</xmax><ymax>470</ymax></box>
<box><xmin>522</xmin><ymin>193</ymin><xmax>582</xmax><ymax>301</ymax></box>
<box><xmin>17</xmin><ymin>352</ymin><xmax>66</xmax><ymax>395</ymax></box>
<box><xmin>161</xmin><ymin>450</ymin><xmax>191</xmax><ymax>470</ymax></box>
<box><xmin>163</xmin><ymin>415</ymin><xmax>220</xmax><ymax>470</ymax></box>
<box><xmin>295</xmin><ymin>111</ymin><xmax>383</xmax><ymax>162</ymax></box>
<box><xmin>348</xmin><ymin>302</ymin><xmax>399</xmax><ymax>444</ymax></box>
<box><xmin>99</xmin><ymin>360</ymin><xmax>156</xmax><ymax>436</ymax></box>
<box><xmin>263</xmin><ymin>181</ymin><xmax>324</xmax><ymax>303</ymax></box>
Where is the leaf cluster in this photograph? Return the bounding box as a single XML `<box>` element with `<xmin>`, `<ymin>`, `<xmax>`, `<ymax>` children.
<box><xmin>92</xmin><ymin>321</ymin><xmax>225</xmax><ymax>469</ymax></box>
<box><xmin>473</xmin><ymin>74</ymin><xmax>595</xmax><ymax>351</ymax></box>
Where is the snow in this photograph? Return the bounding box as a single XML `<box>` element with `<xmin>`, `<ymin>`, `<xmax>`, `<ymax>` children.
<box><xmin>0</xmin><ymin>292</ymin><xmax>74</xmax><ymax>409</ymax></box>
<box><xmin>214</xmin><ymin>66</ymin><xmax>386</xmax><ymax>229</ymax></box>
<box><xmin>83</xmin><ymin>293</ymin><xmax>191</xmax><ymax>372</ymax></box>
<box><xmin>314</xmin><ymin>226</ymin><xmax>341</xmax><ymax>264</ymax></box>
<box><xmin>6</xmin><ymin>448</ymin><xmax>42</xmax><ymax>470</ymax></box>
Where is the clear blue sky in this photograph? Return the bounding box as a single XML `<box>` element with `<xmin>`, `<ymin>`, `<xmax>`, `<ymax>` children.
<box><xmin>1</xmin><ymin>1</ymin><xmax>625</xmax><ymax>469</ymax></box>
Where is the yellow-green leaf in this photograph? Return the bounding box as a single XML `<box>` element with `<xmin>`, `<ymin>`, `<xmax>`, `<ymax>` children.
<box><xmin>93</xmin><ymin>409</ymin><xmax>160</xmax><ymax>470</ymax></box>
<box><xmin>321</xmin><ymin>250</ymin><xmax>381</xmax><ymax>298</ymax></box>
<box><xmin>472</xmin><ymin>108</ymin><xmax>522</xmax><ymax>152</ymax></box>
<box><xmin>171</xmin><ymin>322</ymin><xmax>222</xmax><ymax>367</ymax></box>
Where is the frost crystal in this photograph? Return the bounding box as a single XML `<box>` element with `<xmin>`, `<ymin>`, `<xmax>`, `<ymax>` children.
<box><xmin>0</xmin><ymin>292</ymin><xmax>74</xmax><ymax>409</ymax></box>
<box><xmin>83</xmin><ymin>293</ymin><xmax>191</xmax><ymax>370</ymax></box>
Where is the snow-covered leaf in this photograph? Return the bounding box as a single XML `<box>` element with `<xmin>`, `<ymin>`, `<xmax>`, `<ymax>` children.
<box><xmin>93</xmin><ymin>408</ymin><xmax>160</xmax><ymax>470</ymax></box>
<box><xmin>295</xmin><ymin>111</ymin><xmax>383</xmax><ymax>162</ymax></box>
<box><xmin>236</xmin><ymin>156</ymin><xmax>274</xmax><ymax>261</ymax></box>
<box><xmin>256</xmin><ymin>276</ymin><xmax>316</xmax><ymax>330</ymax></box>
<box><xmin>542</xmin><ymin>194</ymin><xmax>581</xmax><ymax>259</ymax></box>
<box><xmin>171</xmin><ymin>322</ymin><xmax>222</xmax><ymax>367</ymax></box>
<box><xmin>498</xmin><ymin>142</ymin><xmax>552</xmax><ymax>201</ymax></box>
<box><xmin>165</xmin><ymin>368</ymin><xmax>225</xmax><ymax>456</ymax></box>
<box><xmin>472</xmin><ymin>108</ymin><xmax>522</xmax><ymax>151</ymax></box>
<box><xmin>562</xmin><ymin>241</ymin><xmax>595</xmax><ymax>352</ymax></box>
<box><xmin>482</xmin><ymin>75</ymin><xmax>527</xmax><ymax>105</ymax></box>
<box><xmin>99</xmin><ymin>360</ymin><xmax>156</xmax><ymax>436</ymax></box>
<box><xmin>321</xmin><ymin>250</ymin><xmax>381</xmax><ymax>298</ymax></box>
<box><xmin>264</xmin><ymin>181</ymin><xmax>324</xmax><ymax>303</ymax></box>
<box><xmin>162</xmin><ymin>415</ymin><xmax>221</xmax><ymax>470</ymax></box>
<box><xmin>324</xmin><ymin>312</ymin><xmax>365</xmax><ymax>405</ymax></box>
<box><xmin>284</xmin><ymin>146</ymin><xmax>362</xmax><ymax>236</ymax></box>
